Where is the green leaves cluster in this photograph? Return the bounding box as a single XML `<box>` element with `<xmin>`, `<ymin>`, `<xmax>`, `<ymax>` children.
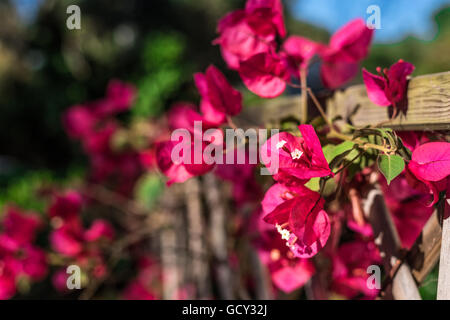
<box><xmin>321</xmin><ymin>127</ymin><xmax>410</xmax><ymax>188</ymax></box>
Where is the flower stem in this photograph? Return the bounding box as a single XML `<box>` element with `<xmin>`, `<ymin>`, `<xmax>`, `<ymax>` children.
<box><xmin>300</xmin><ymin>67</ymin><xmax>308</xmax><ymax>124</ymax></box>
<box><xmin>306</xmin><ymin>88</ymin><xmax>332</xmax><ymax>128</ymax></box>
<box><xmin>305</xmin><ymin>88</ymin><xmax>395</xmax><ymax>154</ymax></box>
<box><xmin>226</xmin><ymin>116</ymin><xmax>238</xmax><ymax>130</ymax></box>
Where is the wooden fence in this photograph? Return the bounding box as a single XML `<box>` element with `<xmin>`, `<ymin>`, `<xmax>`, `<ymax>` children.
<box><xmin>238</xmin><ymin>71</ymin><xmax>450</xmax><ymax>300</ymax></box>
<box><xmin>152</xmin><ymin>71</ymin><xmax>449</xmax><ymax>300</ymax></box>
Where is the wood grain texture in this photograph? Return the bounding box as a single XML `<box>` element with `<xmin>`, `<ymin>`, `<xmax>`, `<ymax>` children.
<box><xmin>327</xmin><ymin>71</ymin><xmax>450</xmax><ymax>131</ymax></box>
<box><xmin>238</xmin><ymin>71</ymin><xmax>450</xmax><ymax>131</ymax></box>
<box><xmin>408</xmin><ymin>211</ymin><xmax>442</xmax><ymax>284</ymax></box>
<box><xmin>438</xmin><ymin>217</ymin><xmax>450</xmax><ymax>299</ymax></box>
<box><xmin>365</xmin><ymin>189</ymin><xmax>421</xmax><ymax>300</ymax></box>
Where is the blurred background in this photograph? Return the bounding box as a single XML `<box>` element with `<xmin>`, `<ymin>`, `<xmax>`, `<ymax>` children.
<box><xmin>0</xmin><ymin>0</ymin><xmax>448</xmax><ymax>299</ymax></box>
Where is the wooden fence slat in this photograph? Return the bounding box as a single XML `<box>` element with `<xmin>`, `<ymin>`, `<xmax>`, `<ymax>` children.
<box><xmin>408</xmin><ymin>211</ymin><xmax>442</xmax><ymax>284</ymax></box>
<box><xmin>238</xmin><ymin>71</ymin><xmax>450</xmax><ymax>131</ymax></box>
<box><xmin>235</xmin><ymin>70</ymin><xmax>450</xmax><ymax>300</ymax></box>
<box><xmin>437</xmin><ymin>217</ymin><xmax>450</xmax><ymax>299</ymax></box>
<box><xmin>392</xmin><ymin>264</ymin><xmax>422</xmax><ymax>300</ymax></box>
<box><xmin>327</xmin><ymin>71</ymin><xmax>450</xmax><ymax>131</ymax></box>
<box><xmin>365</xmin><ymin>189</ymin><xmax>421</xmax><ymax>300</ymax></box>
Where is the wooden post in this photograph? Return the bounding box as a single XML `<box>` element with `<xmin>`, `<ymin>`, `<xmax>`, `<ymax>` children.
<box><xmin>365</xmin><ymin>189</ymin><xmax>421</xmax><ymax>300</ymax></box>
<box><xmin>408</xmin><ymin>211</ymin><xmax>442</xmax><ymax>284</ymax></box>
<box><xmin>185</xmin><ymin>178</ymin><xmax>212</xmax><ymax>299</ymax></box>
<box><xmin>203</xmin><ymin>174</ymin><xmax>234</xmax><ymax>300</ymax></box>
<box><xmin>437</xmin><ymin>216</ymin><xmax>450</xmax><ymax>299</ymax></box>
<box><xmin>237</xmin><ymin>71</ymin><xmax>450</xmax><ymax>132</ymax></box>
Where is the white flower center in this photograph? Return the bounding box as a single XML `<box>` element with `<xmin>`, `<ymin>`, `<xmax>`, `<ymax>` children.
<box><xmin>276</xmin><ymin>224</ymin><xmax>298</xmax><ymax>250</ymax></box>
<box><xmin>290</xmin><ymin>148</ymin><xmax>303</xmax><ymax>160</ymax></box>
<box><xmin>276</xmin><ymin>140</ymin><xmax>287</xmax><ymax>150</ymax></box>
<box><xmin>276</xmin><ymin>224</ymin><xmax>291</xmax><ymax>241</ymax></box>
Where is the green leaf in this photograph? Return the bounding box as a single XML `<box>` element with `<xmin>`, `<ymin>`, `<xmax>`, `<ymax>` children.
<box><xmin>377</xmin><ymin>154</ymin><xmax>405</xmax><ymax>185</ymax></box>
<box><xmin>134</xmin><ymin>174</ymin><xmax>164</xmax><ymax>210</ymax></box>
<box><xmin>323</xmin><ymin>141</ymin><xmax>355</xmax><ymax>163</ymax></box>
<box><xmin>305</xmin><ymin>177</ymin><xmax>320</xmax><ymax>191</ymax></box>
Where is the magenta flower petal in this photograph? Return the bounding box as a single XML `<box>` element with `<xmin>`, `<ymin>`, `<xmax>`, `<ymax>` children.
<box><xmin>320</xmin><ymin>57</ymin><xmax>359</xmax><ymax>89</ymax></box>
<box><xmin>50</xmin><ymin>225</ymin><xmax>83</xmax><ymax>257</ymax></box>
<box><xmin>63</xmin><ymin>105</ymin><xmax>97</xmax><ymax>139</ymax></box>
<box><xmin>289</xmin><ymin>194</ymin><xmax>329</xmax><ymax>245</ymax></box>
<box><xmin>410</xmin><ymin>142</ymin><xmax>450</xmax><ymax>182</ymax></box>
<box><xmin>245</xmin><ymin>0</ymin><xmax>286</xmax><ymax>38</ymax></box>
<box><xmin>156</xmin><ymin>141</ymin><xmax>194</xmax><ymax>186</ymax></box>
<box><xmin>386</xmin><ymin>60</ymin><xmax>415</xmax><ymax>104</ymax></box>
<box><xmin>282</xmin><ymin>36</ymin><xmax>325</xmax><ymax>70</ymax></box>
<box><xmin>195</xmin><ymin>65</ymin><xmax>242</xmax><ymax>117</ymax></box>
<box><xmin>238</xmin><ymin>52</ymin><xmax>288</xmax><ymax>98</ymax></box>
<box><xmin>298</xmin><ymin>124</ymin><xmax>332</xmax><ymax>176</ymax></box>
<box><xmin>215</xmin><ymin>9</ymin><xmax>276</xmax><ymax>70</ymax></box>
<box><xmin>271</xmin><ymin>259</ymin><xmax>315</xmax><ymax>293</ymax></box>
<box><xmin>362</xmin><ymin>68</ymin><xmax>390</xmax><ymax>106</ymax></box>
<box><xmin>328</xmin><ymin>18</ymin><xmax>374</xmax><ymax>62</ymax></box>
<box><xmin>84</xmin><ymin>219</ymin><xmax>115</xmax><ymax>242</ymax></box>
<box><xmin>167</xmin><ymin>103</ymin><xmax>205</xmax><ymax>133</ymax></box>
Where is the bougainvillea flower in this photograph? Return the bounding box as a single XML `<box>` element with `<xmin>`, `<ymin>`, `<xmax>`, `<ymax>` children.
<box><xmin>245</xmin><ymin>0</ymin><xmax>286</xmax><ymax>38</ymax></box>
<box><xmin>321</xmin><ymin>18</ymin><xmax>373</xmax><ymax>89</ymax></box>
<box><xmin>261</xmin><ymin>125</ymin><xmax>332</xmax><ymax>182</ymax></box>
<box><xmin>122</xmin><ymin>281</ymin><xmax>157</xmax><ymax>300</ymax></box>
<box><xmin>238</xmin><ymin>51</ymin><xmax>290</xmax><ymax>98</ymax></box>
<box><xmin>50</xmin><ymin>222</ymin><xmax>84</xmax><ymax>257</ymax></box>
<box><xmin>63</xmin><ymin>80</ymin><xmax>135</xmax><ymax>139</ymax></box>
<box><xmin>407</xmin><ymin>142</ymin><xmax>450</xmax><ymax>206</ymax></box>
<box><xmin>157</xmin><ymin>101</ymin><xmax>226</xmax><ymax>185</ymax></box>
<box><xmin>103</xmin><ymin>80</ymin><xmax>136</xmax><ymax>115</ymax></box>
<box><xmin>156</xmin><ymin>141</ymin><xmax>194</xmax><ymax>185</ymax></box>
<box><xmin>281</xmin><ymin>36</ymin><xmax>326</xmax><ymax>77</ymax></box>
<box><xmin>19</xmin><ymin>245</ymin><xmax>48</xmax><ymax>280</ymax></box>
<box><xmin>167</xmin><ymin>103</ymin><xmax>219</xmax><ymax>134</ymax></box>
<box><xmin>257</xmin><ymin>227</ymin><xmax>315</xmax><ymax>293</ymax></box>
<box><xmin>194</xmin><ymin>65</ymin><xmax>242</xmax><ymax>117</ymax></box>
<box><xmin>214</xmin><ymin>9</ymin><xmax>277</xmax><ymax>70</ymax></box>
<box><xmin>0</xmin><ymin>209</ymin><xmax>41</xmax><ymax>248</ymax></box>
<box><xmin>408</xmin><ymin>142</ymin><xmax>450</xmax><ymax>182</ymax></box>
<box><xmin>262</xmin><ymin>183</ymin><xmax>330</xmax><ymax>258</ymax></box>
<box><xmin>331</xmin><ymin>240</ymin><xmax>381</xmax><ymax>299</ymax></box>
<box><xmin>84</xmin><ymin>219</ymin><xmax>115</xmax><ymax>242</ymax></box>
<box><xmin>320</xmin><ymin>57</ymin><xmax>360</xmax><ymax>90</ymax></box>
<box><xmin>363</xmin><ymin>60</ymin><xmax>415</xmax><ymax>107</ymax></box>
<box><xmin>397</xmin><ymin>131</ymin><xmax>429</xmax><ymax>153</ymax></box>
<box><xmin>0</xmin><ymin>208</ymin><xmax>48</xmax><ymax>299</ymax></box>
<box><xmin>90</xmin><ymin>80</ymin><xmax>136</xmax><ymax>118</ymax></box>
<box><xmin>48</xmin><ymin>191</ymin><xmax>83</xmax><ymax>222</ymax></box>
<box><xmin>380</xmin><ymin>172</ymin><xmax>434</xmax><ymax>248</ymax></box>
<box><xmin>156</xmin><ymin>139</ymin><xmax>217</xmax><ymax>185</ymax></box>
<box><xmin>0</xmin><ymin>261</ymin><xmax>16</xmax><ymax>300</ymax></box>
<box><xmin>215</xmin><ymin>148</ymin><xmax>261</xmax><ymax>207</ymax></box>
<box><xmin>326</xmin><ymin>18</ymin><xmax>373</xmax><ymax>63</ymax></box>
<box><xmin>63</xmin><ymin>105</ymin><xmax>97</xmax><ymax>139</ymax></box>
<box><xmin>83</xmin><ymin>120</ymin><xmax>118</xmax><ymax>155</ymax></box>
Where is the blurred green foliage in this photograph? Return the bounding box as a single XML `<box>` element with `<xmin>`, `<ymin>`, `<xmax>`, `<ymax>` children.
<box><xmin>132</xmin><ymin>32</ymin><xmax>189</xmax><ymax>118</ymax></box>
<box><xmin>419</xmin><ymin>264</ymin><xmax>439</xmax><ymax>300</ymax></box>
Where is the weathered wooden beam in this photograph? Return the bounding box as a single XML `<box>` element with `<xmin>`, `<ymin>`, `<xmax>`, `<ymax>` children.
<box><xmin>365</xmin><ymin>189</ymin><xmax>421</xmax><ymax>300</ymax></box>
<box><xmin>238</xmin><ymin>71</ymin><xmax>450</xmax><ymax>131</ymax></box>
<box><xmin>407</xmin><ymin>211</ymin><xmax>442</xmax><ymax>284</ymax></box>
<box><xmin>437</xmin><ymin>215</ymin><xmax>450</xmax><ymax>300</ymax></box>
<box><xmin>327</xmin><ymin>71</ymin><xmax>450</xmax><ymax>131</ymax></box>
